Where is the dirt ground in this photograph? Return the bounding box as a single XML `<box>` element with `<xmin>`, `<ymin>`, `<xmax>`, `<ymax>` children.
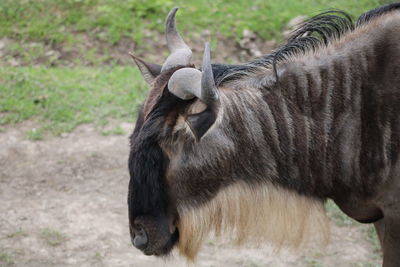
<box><xmin>0</xmin><ymin>122</ymin><xmax>382</xmax><ymax>267</ymax></box>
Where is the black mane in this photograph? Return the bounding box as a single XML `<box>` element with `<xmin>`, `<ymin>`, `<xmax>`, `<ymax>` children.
<box><xmin>128</xmin><ymin>67</ymin><xmax>184</xmax><ymax>220</ymax></box>
<box><xmin>213</xmin><ymin>3</ymin><xmax>400</xmax><ymax>85</ymax></box>
<box><xmin>357</xmin><ymin>2</ymin><xmax>400</xmax><ymax>26</ymax></box>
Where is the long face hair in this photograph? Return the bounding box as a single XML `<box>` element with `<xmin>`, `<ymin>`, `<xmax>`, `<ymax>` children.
<box><xmin>177</xmin><ymin>181</ymin><xmax>330</xmax><ymax>260</ymax></box>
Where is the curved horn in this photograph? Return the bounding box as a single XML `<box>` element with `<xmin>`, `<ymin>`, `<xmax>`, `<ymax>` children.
<box><xmin>165</xmin><ymin>8</ymin><xmax>189</xmax><ymax>53</ymax></box>
<box><xmin>168</xmin><ymin>43</ymin><xmax>219</xmax><ymax>104</ymax></box>
<box><xmin>161</xmin><ymin>8</ymin><xmax>192</xmax><ymax>72</ymax></box>
<box><xmin>201</xmin><ymin>42</ymin><xmax>219</xmax><ymax>103</ymax></box>
<box><xmin>167</xmin><ymin>68</ymin><xmax>201</xmax><ymax>100</ymax></box>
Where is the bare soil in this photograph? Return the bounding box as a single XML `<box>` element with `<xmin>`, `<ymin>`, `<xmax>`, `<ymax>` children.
<box><xmin>0</xmin><ymin>122</ymin><xmax>381</xmax><ymax>267</ymax></box>
<box><xmin>0</xmin><ymin>29</ymin><xmax>277</xmax><ymax>68</ymax></box>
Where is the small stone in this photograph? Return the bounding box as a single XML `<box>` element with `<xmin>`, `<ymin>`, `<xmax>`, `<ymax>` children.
<box><xmin>242</xmin><ymin>29</ymin><xmax>257</xmax><ymax>40</ymax></box>
<box><xmin>283</xmin><ymin>30</ymin><xmax>293</xmax><ymax>40</ymax></box>
<box><xmin>286</xmin><ymin>15</ymin><xmax>307</xmax><ymax>29</ymax></box>
<box><xmin>284</xmin><ymin>15</ymin><xmax>307</xmax><ymax>40</ymax></box>
<box><xmin>0</xmin><ymin>40</ymin><xmax>5</xmax><ymax>50</ymax></box>
<box><xmin>29</xmin><ymin>42</ymin><xmax>41</xmax><ymax>48</ymax></box>
<box><xmin>202</xmin><ymin>29</ymin><xmax>211</xmax><ymax>37</ymax></box>
<box><xmin>143</xmin><ymin>29</ymin><xmax>153</xmax><ymax>38</ymax></box>
<box><xmin>239</xmin><ymin>38</ymin><xmax>250</xmax><ymax>49</ymax></box>
<box><xmin>45</xmin><ymin>50</ymin><xmax>61</xmax><ymax>59</ymax></box>
<box><xmin>250</xmin><ymin>48</ymin><xmax>262</xmax><ymax>57</ymax></box>
<box><xmin>265</xmin><ymin>39</ymin><xmax>277</xmax><ymax>47</ymax></box>
<box><xmin>45</xmin><ymin>50</ymin><xmax>55</xmax><ymax>57</ymax></box>
<box><xmin>9</xmin><ymin>58</ymin><xmax>20</xmax><ymax>67</ymax></box>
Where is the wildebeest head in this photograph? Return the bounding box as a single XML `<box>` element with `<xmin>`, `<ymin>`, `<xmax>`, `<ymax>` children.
<box><xmin>128</xmin><ymin>7</ymin><xmax>223</xmax><ymax>257</ymax></box>
<box><xmin>128</xmin><ymin>7</ymin><xmax>330</xmax><ymax>260</ymax></box>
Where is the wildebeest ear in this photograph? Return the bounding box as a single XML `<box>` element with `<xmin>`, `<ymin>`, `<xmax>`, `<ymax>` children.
<box><xmin>129</xmin><ymin>53</ymin><xmax>162</xmax><ymax>84</ymax></box>
<box><xmin>186</xmin><ymin>104</ymin><xmax>219</xmax><ymax>142</ymax></box>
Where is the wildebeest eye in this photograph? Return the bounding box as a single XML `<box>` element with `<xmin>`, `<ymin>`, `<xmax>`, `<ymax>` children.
<box><xmin>186</xmin><ymin>105</ymin><xmax>219</xmax><ymax>142</ymax></box>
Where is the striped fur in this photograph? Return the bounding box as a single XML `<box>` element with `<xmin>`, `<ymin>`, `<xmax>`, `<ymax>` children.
<box><xmin>129</xmin><ymin>4</ymin><xmax>400</xmax><ymax>265</ymax></box>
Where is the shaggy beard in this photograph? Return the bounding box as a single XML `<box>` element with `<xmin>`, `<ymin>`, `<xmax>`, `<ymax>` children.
<box><xmin>177</xmin><ymin>181</ymin><xmax>330</xmax><ymax>261</ymax></box>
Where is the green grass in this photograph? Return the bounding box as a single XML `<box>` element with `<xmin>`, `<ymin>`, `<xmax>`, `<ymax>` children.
<box><xmin>40</xmin><ymin>228</ymin><xmax>67</xmax><ymax>246</ymax></box>
<box><xmin>94</xmin><ymin>251</ymin><xmax>103</xmax><ymax>261</ymax></box>
<box><xmin>0</xmin><ymin>252</ymin><xmax>14</xmax><ymax>266</ymax></box>
<box><xmin>364</xmin><ymin>226</ymin><xmax>382</xmax><ymax>257</ymax></box>
<box><xmin>0</xmin><ymin>0</ymin><xmax>389</xmax><ymax>135</ymax></box>
<box><xmin>242</xmin><ymin>261</ymin><xmax>261</xmax><ymax>267</ymax></box>
<box><xmin>325</xmin><ymin>200</ymin><xmax>382</xmax><ymax>264</ymax></box>
<box><xmin>325</xmin><ymin>200</ymin><xmax>358</xmax><ymax>227</ymax></box>
<box><xmin>0</xmin><ymin>0</ymin><xmax>385</xmax><ymax>45</ymax></box>
<box><xmin>101</xmin><ymin>125</ymin><xmax>126</xmax><ymax>136</ymax></box>
<box><xmin>6</xmin><ymin>229</ymin><xmax>28</xmax><ymax>239</ymax></box>
<box><xmin>0</xmin><ymin>66</ymin><xmax>147</xmax><ymax>136</ymax></box>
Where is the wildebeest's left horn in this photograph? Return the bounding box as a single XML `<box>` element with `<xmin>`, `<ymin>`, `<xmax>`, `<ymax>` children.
<box><xmin>161</xmin><ymin>8</ymin><xmax>192</xmax><ymax>72</ymax></box>
<box><xmin>167</xmin><ymin>43</ymin><xmax>218</xmax><ymax>104</ymax></box>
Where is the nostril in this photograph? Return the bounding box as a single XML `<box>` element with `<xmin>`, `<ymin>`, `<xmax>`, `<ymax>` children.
<box><xmin>132</xmin><ymin>225</ymin><xmax>148</xmax><ymax>250</ymax></box>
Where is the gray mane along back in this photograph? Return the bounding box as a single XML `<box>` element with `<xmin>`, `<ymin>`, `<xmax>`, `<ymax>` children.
<box><xmin>213</xmin><ymin>3</ymin><xmax>400</xmax><ymax>85</ymax></box>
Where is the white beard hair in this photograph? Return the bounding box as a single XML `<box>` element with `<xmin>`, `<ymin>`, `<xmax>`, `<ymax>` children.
<box><xmin>177</xmin><ymin>181</ymin><xmax>330</xmax><ymax>261</ymax></box>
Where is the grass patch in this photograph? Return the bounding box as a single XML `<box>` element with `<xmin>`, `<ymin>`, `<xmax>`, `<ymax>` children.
<box><xmin>304</xmin><ymin>258</ymin><xmax>323</xmax><ymax>267</ymax></box>
<box><xmin>363</xmin><ymin>225</ymin><xmax>382</xmax><ymax>257</ymax></box>
<box><xmin>4</xmin><ymin>41</ymin><xmax>47</xmax><ymax>65</ymax></box>
<box><xmin>242</xmin><ymin>261</ymin><xmax>261</xmax><ymax>267</ymax></box>
<box><xmin>6</xmin><ymin>229</ymin><xmax>28</xmax><ymax>239</ymax></box>
<box><xmin>0</xmin><ymin>66</ymin><xmax>147</xmax><ymax>136</ymax></box>
<box><xmin>0</xmin><ymin>0</ymin><xmax>384</xmax><ymax>45</ymax></box>
<box><xmin>101</xmin><ymin>125</ymin><xmax>126</xmax><ymax>136</ymax></box>
<box><xmin>357</xmin><ymin>262</ymin><xmax>381</xmax><ymax>267</ymax></box>
<box><xmin>302</xmin><ymin>251</ymin><xmax>324</xmax><ymax>267</ymax></box>
<box><xmin>94</xmin><ymin>251</ymin><xmax>103</xmax><ymax>262</ymax></box>
<box><xmin>0</xmin><ymin>0</ymin><xmax>389</xmax><ymax>135</ymax></box>
<box><xmin>26</xmin><ymin>127</ymin><xmax>44</xmax><ymax>141</ymax></box>
<box><xmin>40</xmin><ymin>228</ymin><xmax>67</xmax><ymax>246</ymax></box>
<box><xmin>326</xmin><ymin>201</ymin><xmax>382</xmax><ymax>264</ymax></box>
<box><xmin>0</xmin><ymin>252</ymin><xmax>14</xmax><ymax>266</ymax></box>
<box><xmin>325</xmin><ymin>200</ymin><xmax>358</xmax><ymax>227</ymax></box>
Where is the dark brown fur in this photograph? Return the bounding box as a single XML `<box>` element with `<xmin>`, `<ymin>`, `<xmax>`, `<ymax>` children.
<box><xmin>128</xmin><ymin>4</ymin><xmax>400</xmax><ymax>266</ymax></box>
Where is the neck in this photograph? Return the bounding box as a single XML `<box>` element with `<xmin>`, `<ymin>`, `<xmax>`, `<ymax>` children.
<box><xmin>246</xmin><ymin>37</ymin><xmax>384</xmax><ymax>199</ymax></box>
<box><xmin>220</xmin><ymin>13</ymin><xmax>400</xmax><ymax>199</ymax></box>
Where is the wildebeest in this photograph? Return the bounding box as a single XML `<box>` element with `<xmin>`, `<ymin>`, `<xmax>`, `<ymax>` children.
<box><xmin>128</xmin><ymin>3</ymin><xmax>400</xmax><ymax>266</ymax></box>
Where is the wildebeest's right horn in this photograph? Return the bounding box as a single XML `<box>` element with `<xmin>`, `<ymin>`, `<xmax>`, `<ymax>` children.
<box><xmin>161</xmin><ymin>8</ymin><xmax>192</xmax><ymax>72</ymax></box>
<box><xmin>167</xmin><ymin>43</ymin><xmax>218</xmax><ymax>104</ymax></box>
<box><xmin>167</xmin><ymin>67</ymin><xmax>202</xmax><ymax>100</ymax></box>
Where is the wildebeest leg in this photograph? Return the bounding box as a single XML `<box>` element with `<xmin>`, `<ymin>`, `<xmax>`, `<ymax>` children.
<box><xmin>374</xmin><ymin>218</ymin><xmax>385</xmax><ymax>247</ymax></box>
<box><xmin>381</xmin><ymin>215</ymin><xmax>400</xmax><ymax>267</ymax></box>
